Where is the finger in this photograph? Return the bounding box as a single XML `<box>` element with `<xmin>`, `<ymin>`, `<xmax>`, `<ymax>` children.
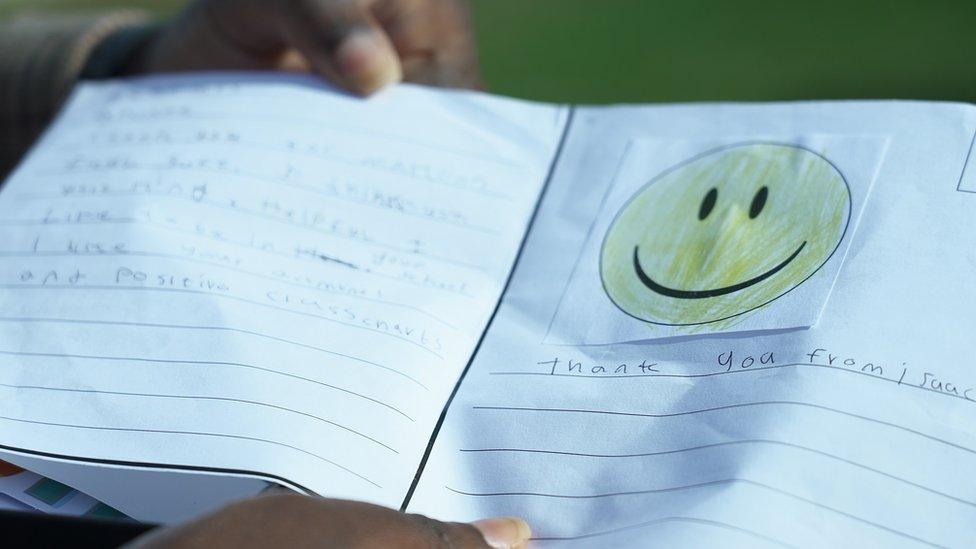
<box><xmin>274</xmin><ymin>0</ymin><xmax>402</xmax><ymax>95</ymax></box>
<box><xmin>402</xmin><ymin>513</ymin><xmax>531</xmax><ymax>549</ymax></box>
<box><xmin>374</xmin><ymin>0</ymin><xmax>483</xmax><ymax>89</ymax></box>
<box><xmin>471</xmin><ymin>517</ymin><xmax>533</xmax><ymax>549</ymax></box>
<box><xmin>372</xmin><ymin>0</ymin><xmax>437</xmax><ymax>55</ymax></box>
<box><xmin>404</xmin><ymin>514</ymin><xmax>490</xmax><ymax>548</ymax></box>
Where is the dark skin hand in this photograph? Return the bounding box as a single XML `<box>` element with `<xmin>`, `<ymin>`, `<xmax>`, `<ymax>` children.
<box><xmin>130</xmin><ymin>0</ymin><xmax>484</xmax><ymax>94</ymax></box>
<box><xmin>119</xmin><ymin>2</ymin><xmax>509</xmax><ymax>547</ymax></box>
<box><xmin>126</xmin><ymin>494</ymin><xmax>531</xmax><ymax>548</ymax></box>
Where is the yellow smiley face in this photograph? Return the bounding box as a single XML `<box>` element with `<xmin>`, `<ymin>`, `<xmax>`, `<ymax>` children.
<box><xmin>601</xmin><ymin>143</ymin><xmax>851</xmax><ymax>326</ymax></box>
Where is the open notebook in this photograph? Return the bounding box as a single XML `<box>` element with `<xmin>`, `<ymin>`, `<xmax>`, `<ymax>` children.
<box><xmin>1</xmin><ymin>73</ymin><xmax>974</xmax><ymax>547</ymax></box>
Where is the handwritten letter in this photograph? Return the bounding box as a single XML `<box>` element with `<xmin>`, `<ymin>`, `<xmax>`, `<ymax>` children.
<box><xmin>0</xmin><ymin>74</ymin><xmax>567</xmax><ymax>511</ymax></box>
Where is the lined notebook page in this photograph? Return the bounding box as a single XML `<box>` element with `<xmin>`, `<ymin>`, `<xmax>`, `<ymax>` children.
<box><xmin>0</xmin><ymin>74</ymin><xmax>567</xmax><ymax>511</ymax></box>
<box><xmin>406</xmin><ymin>101</ymin><xmax>976</xmax><ymax>547</ymax></box>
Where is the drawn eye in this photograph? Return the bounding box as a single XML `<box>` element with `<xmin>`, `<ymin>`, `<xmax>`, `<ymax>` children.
<box><xmin>698</xmin><ymin>188</ymin><xmax>717</xmax><ymax>220</ymax></box>
<box><xmin>749</xmin><ymin>186</ymin><xmax>768</xmax><ymax>219</ymax></box>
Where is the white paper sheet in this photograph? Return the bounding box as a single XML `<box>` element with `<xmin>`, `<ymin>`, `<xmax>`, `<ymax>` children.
<box><xmin>0</xmin><ymin>73</ymin><xmax>568</xmax><ymax>519</ymax></box>
<box><xmin>406</xmin><ymin>100</ymin><xmax>976</xmax><ymax>547</ymax></box>
<box><xmin>546</xmin><ymin>135</ymin><xmax>886</xmax><ymax>343</ymax></box>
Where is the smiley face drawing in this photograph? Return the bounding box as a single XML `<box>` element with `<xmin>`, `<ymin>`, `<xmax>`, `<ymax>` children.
<box><xmin>601</xmin><ymin>143</ymin><xmax>851</xmax><ymax>326</ymax></box>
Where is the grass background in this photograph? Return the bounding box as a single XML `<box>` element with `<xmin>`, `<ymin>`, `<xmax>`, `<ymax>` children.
<box><xmin>2</xmin><ymin>0</ymin><xmax>974</xmax><ymax>104</ymax></box>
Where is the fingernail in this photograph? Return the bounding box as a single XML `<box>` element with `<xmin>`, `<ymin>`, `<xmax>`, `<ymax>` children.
<box><xmin>335</xmin><ymin>30</ymin><xmax>402</xmax><ymax>94</ymax></box>
<box><xmin>471</xmin><ymin>517</ymin><xmax>532</xmax><ymax>549</ymax></box>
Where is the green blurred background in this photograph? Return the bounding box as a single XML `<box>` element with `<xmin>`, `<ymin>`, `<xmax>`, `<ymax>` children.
<box><xmin>2</xmin><ymin>0</ymin><xmax>974</xmax><ymax>103</ymax></box>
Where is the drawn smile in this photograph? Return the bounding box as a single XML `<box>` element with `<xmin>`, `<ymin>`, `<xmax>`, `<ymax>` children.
<box><xmin>632</xmin><ymin>241</ymin><xmax>807</xmax><ymax>299</ymax></box>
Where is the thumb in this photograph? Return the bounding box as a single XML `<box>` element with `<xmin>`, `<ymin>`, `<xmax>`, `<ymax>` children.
<box><xmin>276</xmin><ymin>0</ymin><xmax>402</xmax><ymax>95</ymax></box>
<box><xmin>403</xmin><ymin>513</ymin><xmax>533</xmax><ymax>549</ymax></box>
<box><xmin>471</xmin><ymin>517</ymin><xmax>534</xmax><ymax>548</ymax></box>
